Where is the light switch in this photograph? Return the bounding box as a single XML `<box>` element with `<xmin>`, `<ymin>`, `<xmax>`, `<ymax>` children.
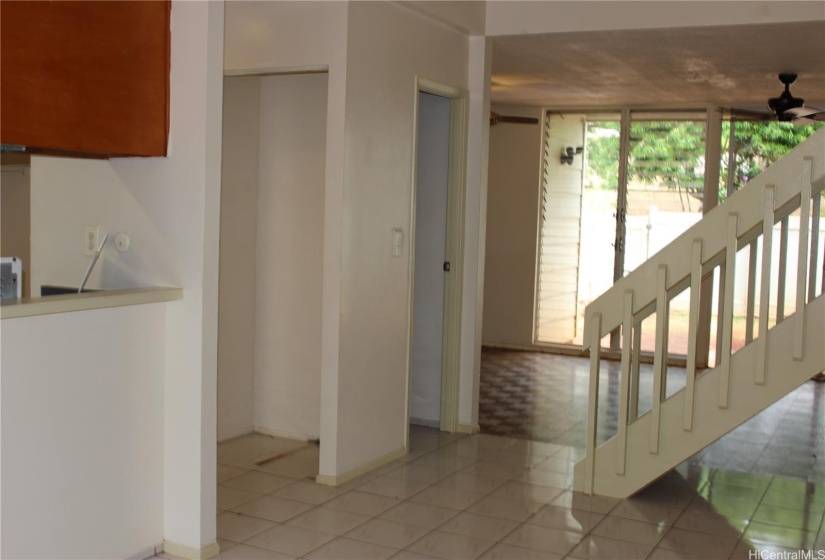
<box><xmin>392</xmin><ymin>228</ymin><xmax>403</xmax><ymax>257</ymax></box>
<box><xmin>84</xmin><ymin>225</ymin><xmax>100</xmax><ymax>256</ymax></box>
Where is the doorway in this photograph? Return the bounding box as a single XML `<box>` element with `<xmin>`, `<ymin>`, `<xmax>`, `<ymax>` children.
<box><xmin>408</xmin><ymin>81</ymin><xmax>468</xmax><ymax>435</ymax></box>
<box><xmin>217</xmin><ymin>70</ymin><xmax>328</xmax><ymax>457</ymax></box>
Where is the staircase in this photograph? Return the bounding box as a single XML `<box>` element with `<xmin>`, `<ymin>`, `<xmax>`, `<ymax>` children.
<box><xmin>573</xmin><ymin>128</ymin><xmax>825</xmax><ymax>498</ymax></box>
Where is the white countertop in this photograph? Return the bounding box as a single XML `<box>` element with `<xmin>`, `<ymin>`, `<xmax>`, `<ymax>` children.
<box><xmin>0</xmin><ymin>286</ymin><xmax>183</xmax><ymax>319</ymax></box>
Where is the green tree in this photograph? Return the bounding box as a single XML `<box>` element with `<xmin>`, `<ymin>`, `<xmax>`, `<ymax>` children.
<box><xmin>584</xmin><ymin>121</ymin><xmax>620</xmax><ymax>190</ymax></box>
<box><xmin>720</xmin><ymin>120</ymin><xmax>823</xmax><ymax>196</ymax></box>
<box><xmin>583</xmin><ymin>117</ymin><xmax>822</xmax><ymax>206</ymax></box>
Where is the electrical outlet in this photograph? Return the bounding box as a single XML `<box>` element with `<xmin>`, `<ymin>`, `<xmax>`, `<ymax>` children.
<box><xmin>84</xmin><ymin>225</ymin><xmax>100</xmax><ymax>256</ymax></box>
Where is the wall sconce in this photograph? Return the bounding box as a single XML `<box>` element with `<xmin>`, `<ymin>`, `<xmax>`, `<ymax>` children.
<box><xmin>560</xmin><ymin>146</ymin><xmax>583</xmax><ymax>165</ymax></box>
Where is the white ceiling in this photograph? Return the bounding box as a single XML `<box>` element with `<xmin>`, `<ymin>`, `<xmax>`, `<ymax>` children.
<box><xmin>490</xmin><ymin>21</ymin><xmax>825</xmax><ymax>110</ymax></box>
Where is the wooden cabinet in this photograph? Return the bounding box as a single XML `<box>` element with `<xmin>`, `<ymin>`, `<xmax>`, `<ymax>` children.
<box><xmin>0</xmin><ymin>1</ymin><xmax>170</xmax><ymax>157</ymax></box>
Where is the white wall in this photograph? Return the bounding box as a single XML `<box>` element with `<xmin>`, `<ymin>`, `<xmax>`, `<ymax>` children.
<box><xmin>218</xmin><ymin>76</ymin><xmax>260</xmax><ymax>441</ymax></box>
<box><xmin>485</xmin><ymin>1</ymin><xmax>825</xmax><ymax>36</ymax></box>
<box><xmin>29</xmin><ymin>157</ymin><xmax>177</xmax><ymax>293</ymax></box>
<box><xmin>224</xmin><ymin>0</ymin><xmax>349</xmax><ymax>478</ymax></box>
<box><xmin>25</xmin><ymin>0</ymin><xmax>225</xmax><ymax>552</ymax></box>
<box><xmin>334</xmin><ymin>1</ymin><xmax>470</xmax><ymax>475</ymax></box>
<box><xmin>410</xmin><ymin>92</ymin><xmax>451</xmax><ymax>425</ymax></box>
<box><xmin>482</xmin><ymin>104</ymin><xmax>544</xmax><ymax>348</ymax></box>
<box><xmin>254</xmin><ymin>73</ymin><xmax>327</xmax><ymax>440</ymax></box>
<box><xmin>398</xmin><ymin>1</ymin><xmax>486</xmax><ymax>34</ymax></box>
<box><xmin>224</xmin><ymin>1</ymin><xmax>490</xmax><ymax>477</ymax></box>
<box><xmin>1</xmin><ymin>305</ymin><xmax>165</xmax><ymax>559</ymax></box>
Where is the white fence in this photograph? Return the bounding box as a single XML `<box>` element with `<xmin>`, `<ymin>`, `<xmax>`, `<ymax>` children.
<box><xmin>578</xmin><ymin>204</ymin><xmax>825</xmax><ymax>321</ymax></box>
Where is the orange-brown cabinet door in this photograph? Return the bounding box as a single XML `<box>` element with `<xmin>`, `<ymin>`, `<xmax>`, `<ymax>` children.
<box><xmin>0</xmin><ymin>1</ymin><xmax>170</xmax><ymax>157</ymax></box>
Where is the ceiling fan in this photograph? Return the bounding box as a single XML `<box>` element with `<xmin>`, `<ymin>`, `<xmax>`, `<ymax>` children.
<box><xmin>731</xmin><ymin>73</ymin><xmax>825</xmax><ymax>124</ymax></box>
<box><xmin>490</xmin><ymin>112</ymin><xmax>539</xmax><ymax>126</ymax></box>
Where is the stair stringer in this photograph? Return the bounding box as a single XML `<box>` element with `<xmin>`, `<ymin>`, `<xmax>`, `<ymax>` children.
<box><xmin>573</xmin><ymin>294</ymin><xmax>824</xmax><ymax>498</ymax></box>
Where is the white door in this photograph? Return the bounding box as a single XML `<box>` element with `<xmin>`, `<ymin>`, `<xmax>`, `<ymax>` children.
<box><xmin>410</xmin><ymin>92</ymin><xmax>451</xmax><ymax>426</ymax></box>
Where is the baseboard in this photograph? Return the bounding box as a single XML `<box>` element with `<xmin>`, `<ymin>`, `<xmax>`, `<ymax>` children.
<box><xmin>163</xmin><ymin>540</ymin><xmax>220</xmax><ymax>560</ymax></box>
<box><xmin>217</xmin><ymin>427</ymin><xmax>254</xmax><ymax>443</ymax></box>
<box><xmin>456</xmin><ymin>423</ymin><xmax>480</xmax><ymax>434</ymax></box>
<box><xmin>483</xmin><ymin>341</ymin><xmax>586</xmax><ymax>355</ymax></box>
<box><xmin>481</xmin><ymin>342</ymin><xmax>688</xmax><ymax>367</ymax></box>
<box><xmin>410</xmin><ymin>416</ymin><xmax>440</xmax><ymax>428</ymax></box>
<box><xmin>316</xmin><ymin>446</ymin><xmax>407</xmax><ymax>487</ymax></box>
<box><xmin>124</xmin><ymin>543</ymin><xmax>161</xmax><ymax>560</ymax></box>
<box><xmin>253</xmin><ymin>425</ymin><xmax>317</xmax><ymax>442</ymax></box>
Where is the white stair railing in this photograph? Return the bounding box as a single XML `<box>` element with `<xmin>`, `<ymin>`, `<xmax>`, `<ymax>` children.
<box><xmin>580</xmin><ymin>128</ymin><xmax>825</xmax><ymax>496</ymax></box>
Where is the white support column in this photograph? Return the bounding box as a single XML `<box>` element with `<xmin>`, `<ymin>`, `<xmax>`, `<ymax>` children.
<box><xmin>719</xmin><ymin>213</ymin><xmax>738</xmax><ymax>409</ymax></box>
<box><xmin>794</xmin><ymin>159</ymin><xmax>812</xmax><ymax>360</ymax></box>
<box><xmin>616</xmin><ymin>290</ymin><xmax>634</xmax><ymax>475</ymax></box>
<box><xmin>715</xmin><ymin>262</ymin><xmax>726</xmax><ymax>367</ymax></box>
<box><xmin>777</xmin><ymin>217</ymin><xmax>789</xmax><ymax>323</ymax></box>
<box><xmin>650</xmin><ymin>265</ymin><xmax>668</xmax><ymax>454</ymax></box>
<box><xmin>745</xmin><ymin>241</ymin><xmax>758</xmax><ymax>344</ymax></box>
<box><xmin>809</xmin><ymin>192</ymin><xmax>821</xmax><ymax>301</ymax></box>
<box><xmin>756</xmin><ymin>187</ymin><xmax>775</xmax><ymax>385</ymax></box>
<box><xmin>629</xmin><ymin>322</ymin><xmax>642</xmax><ymax>422</ymax></box>
<box><xmin>584</xmin><ymin>313</ymin><xmax>602</xmax><ymax>495</ymax></box>
<box><xmin>684</xmin><ymin>240</ymin><xmax>702</xmax><ymax>431</ymax></box>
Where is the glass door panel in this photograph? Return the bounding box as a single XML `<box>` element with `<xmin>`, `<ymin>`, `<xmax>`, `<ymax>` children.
<box><xmin>624</xmin><ymin>116</ymin><xmax>706</xmax><ymax>354</ymax></box>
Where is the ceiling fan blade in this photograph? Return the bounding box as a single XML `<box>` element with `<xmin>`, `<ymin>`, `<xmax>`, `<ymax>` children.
<box><xmin>786</xmin><ymin>106</ymin><xmax>822</xmax><ymax>118</ymax></box>
<box><xmin>792</xmin><ymin>110</ymin><xmax>825</xmax><ymax>125</ymax></box>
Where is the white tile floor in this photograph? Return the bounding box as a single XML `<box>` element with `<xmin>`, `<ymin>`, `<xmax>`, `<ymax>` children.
<box><xmin>152</xmin><ymin>426</ymin><xmax>825</xmax><ymax>560</ymax></box>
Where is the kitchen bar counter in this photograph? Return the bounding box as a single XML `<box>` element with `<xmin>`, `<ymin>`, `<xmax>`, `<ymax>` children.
<box><xmin>0</xmin><ymin>286</ymin><xmax>182</xmax><ymax>319</ymax></box>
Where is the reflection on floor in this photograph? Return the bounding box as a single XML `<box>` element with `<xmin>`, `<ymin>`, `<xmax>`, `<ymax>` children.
<box><xmin>150</xmin><ymin>424</ymin><xmax>824</xmax><ymax>560</ymax></box>
<box><xmin>480</xmin><ymin>349</ymin><xmax>825</xmax><ymax>483</ymax></box>
<box><xmin>149</xmin><ymin>349</ymin><xmax>824</xmax><ymax>560</ymax></box>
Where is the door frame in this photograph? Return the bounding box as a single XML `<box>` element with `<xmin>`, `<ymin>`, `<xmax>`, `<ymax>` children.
<box><xmin>405</xmin><ymin>77</ymin><xmax>469</xmax><ymax>437</ymax></box>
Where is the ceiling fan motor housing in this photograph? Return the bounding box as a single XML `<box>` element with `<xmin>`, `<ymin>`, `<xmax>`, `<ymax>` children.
<box><xmin>768</xmin><ymin>73</ymin><xmax>805</xmax><ymax>120</ymax></box>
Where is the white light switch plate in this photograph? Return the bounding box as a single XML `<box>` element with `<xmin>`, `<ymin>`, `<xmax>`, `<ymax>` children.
<box><xmin>392</xmin><ymin>228</ymin><xmax>403</xmax><ymax>257</ymax></box>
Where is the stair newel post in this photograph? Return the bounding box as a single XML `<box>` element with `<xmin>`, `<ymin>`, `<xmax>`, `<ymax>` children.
<box><xmin>650</xmin><ymin>265</ymin><xmax>669</xmax><ymax>454</ymax></box>
<box><xmin>746</xmin><ymin>241</ymin><xmax>758</xmax><ymax>344</ymax></box>
<box><xmin>616</xmin><ymin>290</ymin><xmax>634</xmax><ymax>475</ymax></box>
<box><xmin>684</xmin><ymin>240</ymin><xmax>703</xmax><ymax>431</ymax></box>
<box><xmin>757</xmin><ymin>186</ymin><xmax>776</xmax><ymax>385</ymax></box>
<box><xmin>584</xmin><ymin>313</ymin><xmax>602</xmax><ymax>495</ymax></box>
<box><xmin>794</xmin><ymin>158</ymin><xmax>813</xmax><ymax>361</ymax></box>
<box><xmin>719</xmin><ymin>213</ymin><xmax>738</xmax><ymax>409</ymax></box>
<box><xmin>777</xmin><ymin>217</ymin><xmax>789</xmax><ymax>323</ymax></box>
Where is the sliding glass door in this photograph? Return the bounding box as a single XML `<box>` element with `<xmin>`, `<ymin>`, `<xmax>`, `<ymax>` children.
<box><xmin>535</xmin><ymin>110</ymin><xmax>822</xmax><ymax>354</ymax></box>
<box><xmin>535</xmin><ymin>111</ymin><xmax>708</xmax><ymax>349</ymax></box>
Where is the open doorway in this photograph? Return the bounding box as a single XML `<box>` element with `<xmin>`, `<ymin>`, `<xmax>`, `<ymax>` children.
<box><xmin>216</xmin><ymin>71</ymin><xmax>328</xmax><ymax>514</ymax></box>
<box><xmin>409</xmin><ymin>92</ymin><xmax>450</xmax><ymax>429</ymax></box>
<box><xmin>407</xmin><ymin>81</ymin><xmax>468</xmax><ymax>436</ymax></box>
